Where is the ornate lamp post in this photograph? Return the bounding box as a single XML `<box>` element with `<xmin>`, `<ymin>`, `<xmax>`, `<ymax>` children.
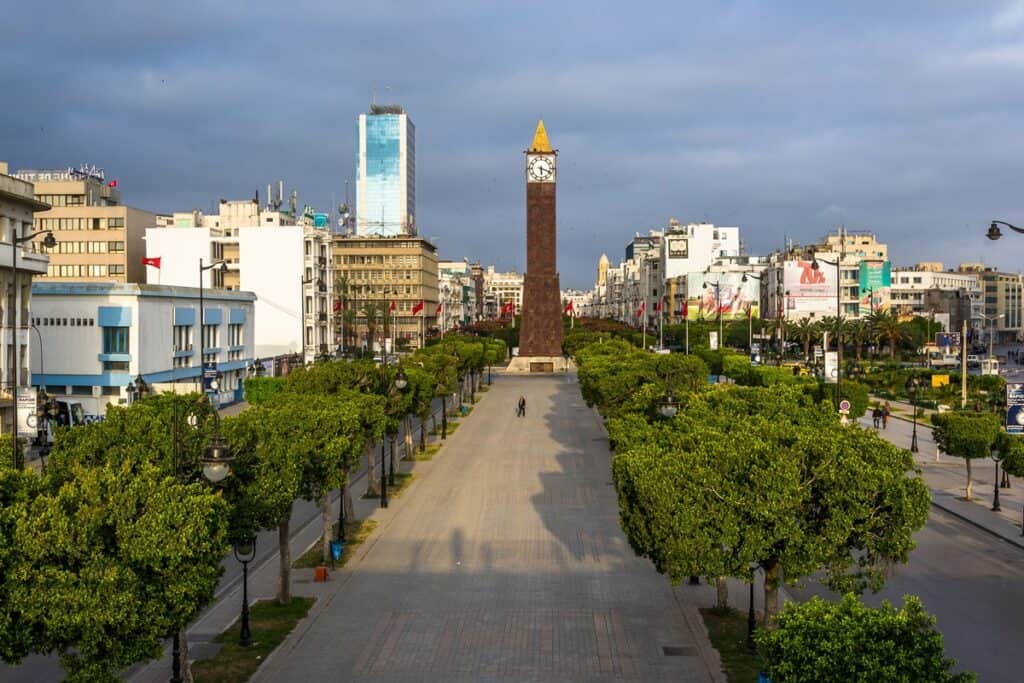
<box><xmin>905</xmin><ymin>376</ymin><xmax>920</xmax><ymax>453</ymax></box>
<box><xmin>233</xmin><ymin>537</ymin><xmax>256</xmax><ymax>647</ymax></box>
<box><xmin>658</xmin><ymin>388</ymin><xmax>679</xmax><ymax>419</ymax></box>
<box><xmin>812</xmin><ymin>253</ymin><xmax>843</xmax><ymax>409</ymax></box>
<box><xmin>986</xmin><ymin>220</ymin><xmax>1024</xmax><ymax>241</ymax></box>
<box><xmin>990</xmin><ymin>443</ymin><xmax>1003</xmax><ymax>512</ymax></box>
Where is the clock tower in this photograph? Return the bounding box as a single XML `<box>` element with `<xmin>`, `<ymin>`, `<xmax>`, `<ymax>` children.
<box><xmin>517</xmin><ymin>119</ymin><xmax>564</xmax><ymax>363</ymax></box>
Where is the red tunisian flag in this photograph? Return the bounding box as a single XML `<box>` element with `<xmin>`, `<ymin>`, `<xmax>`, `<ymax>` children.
<box><xmin>564</xmin><ymin>300</ymin><xmax>574</xmax><ymax>315</ymax></box>
<box><xmin>411</xmin><ymin>300</ymin><xmax>424</xmax><ymax>315</ymax></box>
<box><xmin>142</xmin><ymin>256</ymin><xmax>161</xmax><ymax>269</ymax></box>
<box><xmin>389</xmin><ymin>300</ymin><xmax>397</xmax><ymax>313</ymax></box>
<box><xmin>108</xmin><ymin>179</ymin><xmax>118</xmax><ymax>188</ymax></box>
<box><xmin>681</xmin><ymin>299</ymin><xmax>689</xmax><ymax>319</ymax></box>
<box><xmin>636</xmin><ymin>301</ymin><xmax>646</xmax><ymax>319</ymax></box>
<box><xmin>332</xmin><ymin>299</ymin><xmax>342</xmax><ymax>313</ymax></box>
<box><xmin>654</xmin><ymin>298</ymin><xmax>663</xmax><ymax>314</ymax></box>
<box><xmin>501</xmin><ymin>300</ymin><xmax>515</xmax><ymax>316</ymax></box>
<box><xmin>435</xmin><ymin>302</ymin><xmax>443</xmax><ymax>316</ymax></box>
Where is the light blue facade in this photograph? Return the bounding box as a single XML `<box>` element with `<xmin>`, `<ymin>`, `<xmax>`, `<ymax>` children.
<box><xmin>357</xmin><ymin>111</ymin><xmax>415</xmax><ymax>236</ymax></box>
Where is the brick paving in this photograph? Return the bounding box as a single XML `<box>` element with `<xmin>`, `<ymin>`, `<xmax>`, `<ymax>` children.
<box><xmin>255</xmin><ymin>374</ymin><xmax>718</xmax><ymax>682</ymax></box>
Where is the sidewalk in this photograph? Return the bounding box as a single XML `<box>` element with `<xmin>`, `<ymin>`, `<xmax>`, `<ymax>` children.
<box><xmin>129</xmin><ymin>395</ymin><xmax>473</xmax><ymax>682</ymax></box>
<box><xmin>864</xmin><ymin>398</ymin><xmax>1024</xmax><ymax>552</ymax></box>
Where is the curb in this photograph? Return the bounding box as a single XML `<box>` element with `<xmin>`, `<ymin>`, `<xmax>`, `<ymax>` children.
<box><xmin>927</xmin><ymin>496</ymin><xmax>1024</xmax><ymax>552</ymax></box>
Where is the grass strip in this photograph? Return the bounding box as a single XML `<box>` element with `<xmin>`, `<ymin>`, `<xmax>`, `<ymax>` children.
<box><xmin>192</xmin><ymin>596</ymin><xmax>314</xmax><ymax>682</ymax></box>
<box><xmin>292</xmin><ymin>518</ymin><xmax>378</xmax><ymax>569</ymax></box>
<box><xmin>361</xmin><ymin>471</ymin><xmax>415</xmax><ymax>499</ymax></box>
<box><xmin>429</xmin><ymin>421</ymin><xmax>459</xmax><ymax>436</ymax></box>
<box><xmin>699</xmin><ymin>607</ymin><xmax>765</xmax><ymax>683</ymax></box>
<box><xmin>416</xmin><ymin>444</ymin><xmax>442</xmax><ymax>461</ymax></box>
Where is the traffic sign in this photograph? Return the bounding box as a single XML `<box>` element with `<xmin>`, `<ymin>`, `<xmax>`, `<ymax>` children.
<box><xmin>839</xmin><ymin>399</ymin><xmax>851</xmax><ymax>412</ymax></box>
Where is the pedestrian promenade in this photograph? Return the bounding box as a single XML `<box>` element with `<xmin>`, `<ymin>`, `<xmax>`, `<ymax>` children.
<box><xmin>253</xmin><ymin>374</ymin><xmax>721</xmax><ymax>682</ymax></box>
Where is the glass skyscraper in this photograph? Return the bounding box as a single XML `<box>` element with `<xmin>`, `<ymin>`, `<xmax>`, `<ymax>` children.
<box><xmin>356</xmin><ymin>106</ymin><xmax>416</xmax><ymax>236</ymax></box>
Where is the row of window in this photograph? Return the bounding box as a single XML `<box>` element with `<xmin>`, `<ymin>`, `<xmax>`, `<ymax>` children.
<box><xmin>339</xmin><ymin>254</ymin><xmax>422</xmax><ymax>266</ymax></box>
<box><xmin>46</xmin><ymin>264</ymin><xmax>125</xmax><ymax>277</ymax></box>
<box><xmin>37</xmin><ymin>217</ymin><xmax>125</xmax><ymax>231</ymax></box>
<box><xmin>43</xmin><ymin>240</ymin><xmax>125</xmax><ymax>254</ymax></box>
<box><xmin>32</xmin><ymin>316</ymin><xmax>95</xmax><ymax>327</ymax></box>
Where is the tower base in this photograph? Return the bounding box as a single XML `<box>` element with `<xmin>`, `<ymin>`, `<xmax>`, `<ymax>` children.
<box><xmin>505</xmin><ymin>355</ymin><xmax>576</xmax><ymax>374</ymax></box>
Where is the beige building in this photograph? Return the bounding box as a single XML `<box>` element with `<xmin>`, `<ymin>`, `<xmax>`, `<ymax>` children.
<box><xmin>13</xmin><ymin>167</ymin><xmax>155</xmax><ymax>283</ymax></box>
<box><xmin>958</xmin><ymin>264</ymin><xmax>1023</xmax><ymax>343</ymax></box>
<box><xmin>0</xmin><ymin>162</ymin><xmax>50</xmax><ymax>437</ymax></box>
<box><xmin>483</xmin><ymin>267</ymin><xmax>524</xmax><ymax>320</ymax></box>
<box><xmin>332</xmin><ymin>235</ymin><xmax>438</xmax><ymax>350</ymax></box>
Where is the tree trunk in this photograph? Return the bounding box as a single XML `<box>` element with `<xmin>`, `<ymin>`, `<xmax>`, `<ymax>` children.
<box><xmin>277</xmin><ymin>508</ymin><xmax>292</xmax><ymax>605</ymax></box>
<box><xmin>365</xmin><ymin>441</ymin><xmax>380</xmax><ymax>496</ymax></box>
<box><xmin>715</xmin><ymin>576</ymin><xmax>728</xmax><ymax>610</ymax></box>
<box><xmin>761</xmin><ymin>559</ymin><xmax>781</xmax><ymax>628</ymax></box>
<box><xmin>180</xmin><ymin>629</ymin><xmax>192</xmax><ymax>682</ymax></box>
<box><xmin>343</xmin><ymin>469</ymin><xmax>354</xmax><ymax>521</ymax></box>
<box><xmin>965</xmin><ymin>457</ymin><xmax>973</xmax><ymax>501</ymax></box>
<box><xmin>441</xmin><ymin>399</ymin><xmax>448</xmax><ymax>440</ymax></box>
<box><xmin>855</xmin><ymin>342</ymin><xmax>862</xmax><ymax>360</ymax></box>
<box><xmin>803</xmin><ymin>339</ymin><xmax>810</xmax><ymax>360</ymax></box>
<box><xmin>419</xmin><ymin>413</ymin><xmax>427</xmax><ymax>452</ymax></box>
<box><xmin>320</xmin><ymin>492</ymin><xmax>331</xmax><ymax>565</ymax></box>
<box><xmin>390</xmin><ymin>433</ymin><xmax>398</xmax><ymax>478</ymax></box>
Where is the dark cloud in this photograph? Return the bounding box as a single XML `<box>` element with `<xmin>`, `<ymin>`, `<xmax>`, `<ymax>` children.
<box><xmin>3</xmin><ymin>0</ymin><xmax>1023</xmax><ymax>288</ymax></box>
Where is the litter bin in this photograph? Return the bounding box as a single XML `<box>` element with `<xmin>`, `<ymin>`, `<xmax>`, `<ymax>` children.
<box><xmin>330</xmin><ymin>540</ymin><xmax>344</xmax><ymax>562</ymax></box>
<box><xmin>460</xmin><ymin>405</ymin><xmax>469</xmax><ymax>416</ymax></box>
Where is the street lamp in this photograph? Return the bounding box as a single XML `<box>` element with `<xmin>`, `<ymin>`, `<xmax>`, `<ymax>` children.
<box><xmin>746</xmin><ymin>563</ymin><xmax>761</xmax><ymax>654</ymax></box>
<box><xmin>247</xmin><ymin>358</ymin><xmax>265</xmax><ymax>377</ymax></box>
<box><xmin>168</xmin><ymin>396</ymin><xmax>233</xmax><ymax>683</ymax></box>
<box><xmin>905</xmin><ymin>376</ymin><xmax>920</xmax><ymax>453</ymax></box>
<box><xmin>702</xmin><ymin>277</ymin><xmax>723</xmax><ymax>348</ymax></box>
<box><xmin>986</xmin><ymin>220</ymin><xmax>1024</xmax><ymax>241</ymax></box>
<box><xmin>658</xmin><ymin>388</ymin><xmax>679</xmax><ymax>419</ymax></box>
<box><xmin>990</xmin><ymin>442</ymin><xmax>1003</xmax><ymax>512</ymax></box>
<box><xmin>812</xmin><ymin>253</ymin><xmax>843</xmax><ymax>409</ymax></box>
<box><xmin>10</xmin><ymin>229</ymin><xmax>56</xmax><ymax>467</ymax></box>
<box><xmin>232</xmin><ymin>537</ymin><xmax>256</xmax><ymax>647</ymax></box>
<box><xmin>126</xmin><ymin>374</ymin><xmax>150</xmax><ymax>405</ymax></box>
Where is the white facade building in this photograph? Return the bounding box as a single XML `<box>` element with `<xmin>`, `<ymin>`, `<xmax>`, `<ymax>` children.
<box><xmin>438</xmin><ymin>260</ymin><xmax>477</xmax><ymax>332</ymax></box>
<box><xmin>30</xmin><ymin>283</ymin><xmax>256</xmax><ymax>418</ymax></box>
<box><xmin>146</xmin><ymin>211</ymin><xmax>333</xmax><ymax>364</ymax></box>
<box><xmin>483</xmin><ymin>267</ymin><xmax>524</xmax><ymax>319</ymax></box>
<box><xmin>0</xmin><ymin>162</ymin><xmax>50</xmax><ymax>438</ymax></box>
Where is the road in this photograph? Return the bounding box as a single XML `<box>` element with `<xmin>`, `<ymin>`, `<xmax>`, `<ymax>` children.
<box><xmin>783</xmin><ymin>412</ymin><xmax>1024</xmax><ymax>682</ymax></box>
<box><xmin>255</xmin><ymin>374</ymin><xmax>718</xmax><ymax>682</ymax></box>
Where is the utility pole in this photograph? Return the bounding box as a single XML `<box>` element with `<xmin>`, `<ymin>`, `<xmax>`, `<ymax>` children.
<box><xmin>961</xmin><ymin>318</ymin><xmax>968</xmax><ymax>409</ymax></box>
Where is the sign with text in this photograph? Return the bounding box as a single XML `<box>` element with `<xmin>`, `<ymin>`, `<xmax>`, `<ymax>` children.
<box><xmin>16</xmin><ymin>392</ymin><xmax>36</xmax><ymax>439</ymax></box>
<box><xmin>824</xmin><ymin>351</ymin><xmax>838</xmax><ymax>383</ymax></box>
<box><xmin>785</xmin><ymin>259</ymin><xmax>837</xmax><ymax>317</ymax></box>
<box><xmin>1006</xmin><ymin>383</ymin><xmax>1024</xmax><ymax>434</ymax></box>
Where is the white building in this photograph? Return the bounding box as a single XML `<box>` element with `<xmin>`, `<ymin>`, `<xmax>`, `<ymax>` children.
<box><xmin>661</xmin><ymin>220</ymin><xmax>741</xmax><ymax>281</ymax></box>
<box><xmin>146</xmin><ymin>199</ymin><xmax>333</xmax><ymax>364</ymax></box>
<box><xmin>0</xmin><ymin>162</ymin><xmax>50</xmax><ymax>438</ymax></box>
<box><xmin>483</xmin><ymin>267</ymin><xmax>523</xmax><ymax>319</ymax></box>
<box><xmin>30</xmin><ymin>283</ymin><xmax>256</xmax><ymax>418</ymax></box>
<box><xmin>438</xmin><ymin>260</ymin><xmax>478</xmax><ymax>333</ymax></box>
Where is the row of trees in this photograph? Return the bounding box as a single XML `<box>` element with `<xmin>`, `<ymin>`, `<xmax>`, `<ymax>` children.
<box><xmin>573</xmin><ymin>339</ymin><xmax>972</xmax><ymax>679</ymax></box>
<box><xmin>0</xmin><ymin>335</ymin><xmax>504</xmax><ymax>682</ymax></box>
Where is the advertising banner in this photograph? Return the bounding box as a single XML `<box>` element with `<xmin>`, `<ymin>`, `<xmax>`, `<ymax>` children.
<box><xmin>16</xmin><ymin>392</ymin><xmax>36</xmax><ymax>439</ymax></box>
<box><xmin>858</xmin><ymin>261</ymin><xmax>891</xmax><ymax>315</ymax></box>
<box><xmin>666</xmin><ymin>236</ymin><xmax>689</xmax><ymax>259</ymax></box>
<box><xmin>784</xmin><ymin>260</ymin><xmax>837</xmax><ymax>317</ymax></box>
<box><xmin>1007</xmin><ymin>383</ymin><xmax>1024</xmax><ymax>434</ymax></box>
<box><xmin>824</xmin><ymin>351</ymin><xmax>839</xmax><ymax>384</ymax></box>
<box><xmin>684</xmin><ymin>272</ymin><xmax>760</xmax><ymax>321</ymax></box>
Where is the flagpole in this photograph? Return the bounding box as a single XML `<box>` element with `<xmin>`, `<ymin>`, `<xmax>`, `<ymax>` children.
<box><xmin>659</xmin><ymin>300</ymin><xmax>663</xmax><ymax>351</ymax></box>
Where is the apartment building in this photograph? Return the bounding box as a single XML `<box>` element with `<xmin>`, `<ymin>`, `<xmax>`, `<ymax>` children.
<box><xmin>14</xmin><ymin>165</ymin><xmax>155</xmax><ymax>283</ymax></box>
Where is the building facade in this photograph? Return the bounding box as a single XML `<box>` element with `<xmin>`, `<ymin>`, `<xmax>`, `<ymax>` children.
<box><xmin>332</xmin><ymin>235</ymin><xmax>438</xmax><ymax>350</ymax></box>
<box><xmin>959</xmin><ymin>265</ymin><xmax>1024</xmax><ymax>344</ymax></box>
<box><xmin>30</xmin><ymin>283</ymin><xmax>256</xmax><ymax>417</ymax></box>
<box><xmin>0</xmin><ymin>162</ymin><xmax>50</xmax><ymax>438</ymax></box>
<box><xmin>438</xmin><ymin>260</ymin><xmax>478</xmax><ymax>333</ymax></box>
<box><xmin>14</xmin><ymin>166</ymin><xmax>155</xmax><ymax>283</ymax></box>
<box><xmin>482</xmin><ymin>267</ymin><xmax>524</xmax><ymax>320</ymax></box>
<box><xmin>890</xmin><ymin>263</ymin><xmax>982</xmax><ymax>333</ymax></box>
<box><xmin>146</xmin><ymin>197</ymin><xmax>334</xmax><ymax>363</ymax></box>
<box><xmin>356</xmin><ymin>105</ymin><xmax>416</xmax><ymax>237</ymax></box>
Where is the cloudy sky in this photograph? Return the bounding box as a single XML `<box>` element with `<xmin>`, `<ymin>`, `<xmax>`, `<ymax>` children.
<box><xmin>3</xmin><ymin>1</ymin><xmax>1024</xmax><ymax>288</ymax></box>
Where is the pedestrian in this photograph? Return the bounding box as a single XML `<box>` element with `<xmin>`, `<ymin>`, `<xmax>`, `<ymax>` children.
<box><xmin>517</xmin><ymin>395</ymin><xmax>526</xmax><ymax>418</ymax></box>
<box><xmin>882</xmin><ymin>401</ymin><xmax>890</xmax><ymax>429</ymax></box>
<box><xmin>872</xmin><ymin>406</ymin><xmax>882</xmax><ymax>429</ymax></box>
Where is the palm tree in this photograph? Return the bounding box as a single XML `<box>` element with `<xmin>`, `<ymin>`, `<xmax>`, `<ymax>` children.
<box><xmin>792</xmin><ymin>318</ymin><xmax>818</xmax><ymax>361</ymax></box>
<box><xmin>362</xmin><ymin>302</ymin><xmax>382</xmax><ymax>352</ymax></box>
<box><xmin>820</xmin><ymin>315</ymin><xmax>848</xmax><ymax>352</ymax></box>
<box><xmin>868</xmin><ymin>310</ymin><xmax>907</xmax><ymax>359</ymax></box>
<box><xmin>846</xmin><ymin>319</ymin><xmax>870</xmax><ymax>360</ymax></box>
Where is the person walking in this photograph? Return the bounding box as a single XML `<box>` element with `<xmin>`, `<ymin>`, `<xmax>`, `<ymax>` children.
<box><xmin>882</xmin><ymin>401</ymin><xmax>891</xmax><ymax>430</ymax></box>
<box><xmin>517</xmin><ymin>395</ymin><xmax>526</xmax><ymax>418</ymax></box>
<box><xmin>872</xmin><ymin>406</ymin><xmax>882</xmax><ymax>430</ymax></box>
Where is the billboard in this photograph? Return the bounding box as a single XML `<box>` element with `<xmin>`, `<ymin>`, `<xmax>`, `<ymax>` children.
<box><xmin>1007</xmin><ymin>383</ymin><xmax>1024</xmax><ymax>435</ymax></box>
<box><xmin>667</xmin><ymin>236</ymin><xmax>689</xmax><ymax>259</ymax></box>
<box><xmin>684</xmin><ymin>272</ymin><xmax>760</xmax><ymax>320</ymax></box>
<box><xmin>858</xmin><ymin>260</ymin><xmax>891</xmax><ymax>315</ymax></box>
<box><xmin>784</xmin><ymin>259</ymin><xmax>837</xmax><ymax>317</ymax></box>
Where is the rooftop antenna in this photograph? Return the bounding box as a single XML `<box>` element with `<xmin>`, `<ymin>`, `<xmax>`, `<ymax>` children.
<box><xmin>267</xmin><ymin>184</ymin><xmax>272</xmax><ymax>210</ymax></box>
<box><xmin>275</xmin><ymin>181</ymin><xmax>283</xmax><ymax>210</ymax></box>
<box><xmin>289</xmin><ymin>189</ymin><xmax>298</xmax><ymax>216</ymax></box>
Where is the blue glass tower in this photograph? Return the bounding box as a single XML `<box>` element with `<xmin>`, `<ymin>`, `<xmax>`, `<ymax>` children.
<box><xmin>356</xmin><ymin>106</ymin><xmax>416</xmax><ymax>236</ymax></box>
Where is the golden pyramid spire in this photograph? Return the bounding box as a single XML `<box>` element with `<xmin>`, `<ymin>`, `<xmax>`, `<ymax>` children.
<box><xmin>529</xmin><ymin>119</ymin><xmax>552</xmax><ymax>153</ymax></box>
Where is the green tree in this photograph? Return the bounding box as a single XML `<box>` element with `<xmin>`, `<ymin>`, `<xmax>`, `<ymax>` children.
<box><xmin>846</xmin><ymin>318</ymin><xmax>871</xmax><ymax>360</ymax></box>
<box><xmin>757</xmin><ymin>594</ymin><xmax>974</xmax><ymax>682</ymax></box>
<box><xmin>8</xmin><ymin>461</ymin><xmax>228</xmax><ymax>682</ymax></box>
<box><xmin>931</xmin><ymin>412</ymin><xmax>1001</xmax><ymax>500</ymax></box>
<box><xmin>791</xmin><ymin>318</ymin><xmax>818</xmax><ymax>360</ymax></box>
<box><xmin>612</xmin><ymin>385</ymin><xmax>930</xmax><ymax>623</ymax></box>
<box><xmin>869</xmin><ymin>310</ymin><xmax>908</xmax><ymax>359</ymax></box>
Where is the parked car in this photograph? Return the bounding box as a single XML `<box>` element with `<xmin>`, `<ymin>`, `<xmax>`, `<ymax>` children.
<box><xmin>967</xmin><ymin>354</ymin><xmax>981</xmax><ymax>368</ymax></box>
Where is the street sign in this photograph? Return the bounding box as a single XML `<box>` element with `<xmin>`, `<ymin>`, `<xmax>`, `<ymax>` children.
<box><xmin>813</xmin><ymin>345</ymin><xmax>823</xmax><ymax>359</ymax></box>
<box><xmin>709</xmin><ymin>331</ymin><xmax>719</xmax><ymax>351</ymax></box>
<box><xmin>16</xmin><ymin>392</ymin><xmax>36</xmax><ymax>439</ymax></box>
<box><xmin>1006</xmin><ymin>383</ymin><xmax>1024</xmax><ymax>434</ymax></box>
<box><xmin>203</xmin><ymin>362</ymin><xmax>220</xmax><ymax>392</ymax></box>
<box><xmin>824</xmin><ymin>351</ymin><xmax>838</xmax><ymax>383</ymax></box>
<box><xmin>839</xmin><ymin>399</ymin><xmax>851</xmax><ymax>412</ymax></box>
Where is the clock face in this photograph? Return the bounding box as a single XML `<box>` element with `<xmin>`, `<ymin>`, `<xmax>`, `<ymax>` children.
<box><xmin>527</xmin><ymin>155</ymin><xmax>555</xmax><ymax>182</ymax></box>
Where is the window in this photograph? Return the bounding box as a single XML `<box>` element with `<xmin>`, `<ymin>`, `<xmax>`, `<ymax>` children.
<box><xmin>102</xmin><ymin>327</ymin><xmax>129</xmax><ymax>354</ymax></box>
<box><xmin>107</xmin><ymin>217</ymin><xmax>124</xmax><ymax>228</ymax></box>
<box><xmin>173</xmin><ymin>325</ymin><xmax>192</xmax><ymax>351</ymax></box>
<box><xmin>102</xmin><ymin>361</ymin><xmax>129</xmax><ymax>372</ymax></box>
<box><xmin>202</xmin><ymin>324</ymin><xmax>219</xmax><ymax>349</ymax></box>
<box><xmin>228</xmin><ymin>323</ymin><xmax>243</xmax><ymax>347</ymax></box>
<box><xmin>70</xmin><ymin>385</ymin><xmax>92</xmax><ymax>396</ymax></box>
<box><xmin>109</xmin><ymin>264</ymin><xmax>125</xmax><ymax>275</ymax></box>
<box><xmin>108</xmin><ymin>241</ymin><xmax>125</xmax><ymax>252</ymax></box>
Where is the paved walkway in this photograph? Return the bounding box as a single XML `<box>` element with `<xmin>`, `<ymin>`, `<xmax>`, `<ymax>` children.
<box><xmin>254</xmin><ymin>374</ymin><xmax>720</xmax><ymax>683</ymax></box>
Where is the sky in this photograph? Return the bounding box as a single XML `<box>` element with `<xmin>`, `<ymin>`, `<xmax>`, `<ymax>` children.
<box><xmin>3</xmin><ymin>1</ymin><xmax>1024</xmax><ymax>289</ymax></box>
